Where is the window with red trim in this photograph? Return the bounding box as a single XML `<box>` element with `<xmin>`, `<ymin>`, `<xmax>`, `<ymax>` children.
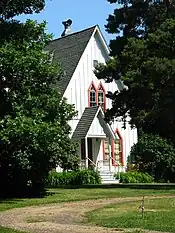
<box><xmin>97</xmin><ymin>83</ymin><xmax>105</xmax><ymax>111</ymax></box>
<box><xmin>103</xmin><ymin>139</ymin><xmax>110</xmax><ymax>160</ymax></box>
<box><xmin>112</xmin><ymin>129</ymin><xmax>124</xmax><ymax>165</ymax></box>
<box><xmin>88</xmin><ymin>82</ymin><xmax>106</xmax><ymax>110</ymax></box>
<box><xmin>89</xmin><ymin>84</ymin><xmax>97</xmax><ymax>107</ymax></box>
<box><xmin>113</xmin><ymin>139</ymin><xmax>122</xmax><ymax>164</ymax></box>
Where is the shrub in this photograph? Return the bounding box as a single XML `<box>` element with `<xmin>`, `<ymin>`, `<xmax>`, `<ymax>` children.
<box><xmin>114</xmin><ymin>171</ymin><xmax>154</xmax><ymax>183</ymax></box>
<box><xmin>129</xmin><ymin>134</ymin><xmax>175</xmax><ymax>182</ymax></box>
<box><xmin>45</xmin><ymin>169</ymin><xmax>102</xmax><ymax>187</ymax></box>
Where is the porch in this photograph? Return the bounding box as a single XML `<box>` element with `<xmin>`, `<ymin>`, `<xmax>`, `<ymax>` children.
<box><xmin>71</xmin><ymin>106</ymin><xmax>122</xmax><ymax>183</ymax></box>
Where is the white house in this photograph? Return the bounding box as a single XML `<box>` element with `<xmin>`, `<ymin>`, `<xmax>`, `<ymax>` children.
<box><xmin>47</xmin><ymin>20</ymin><xmax>137</xmax><ymax>183</ymax></box>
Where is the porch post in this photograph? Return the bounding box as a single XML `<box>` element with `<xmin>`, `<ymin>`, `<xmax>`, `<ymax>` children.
<box><xmin>85</xmin><ymin>136</ymin><xmax>88</xmax><ymax>168</ymax></box>
<box><xmin>108</xmin><ymin>138</ymin><xmax>112</xmax><ymax>172</ymax></box>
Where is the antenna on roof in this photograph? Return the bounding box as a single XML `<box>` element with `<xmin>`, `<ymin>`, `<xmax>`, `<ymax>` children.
<box><xmin>61</xmin><ymin>19</ymin><xmax>72</xmax><ymax>37</ymax></box>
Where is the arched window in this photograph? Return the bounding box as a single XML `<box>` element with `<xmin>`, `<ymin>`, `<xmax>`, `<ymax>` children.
<box><xmin>88</xmin><ymin>82</ymin><xmax>97</xmax><ymax>107</ymax></box>
<box><xmin>97</xmin><ymin>83</ymin><xmax>105</xmax><ymax>111</ymax></box>
<box><xmin>112</xmin><ymin>129</ymin><xmax>124</xmax><ymax>165</ymax></box>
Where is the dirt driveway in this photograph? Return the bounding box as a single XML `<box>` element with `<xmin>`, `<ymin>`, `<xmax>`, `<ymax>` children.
<box><xmin>0</xmin><ymin>196</ymin><xmax>173</xmax><ymax>233</ymax></box>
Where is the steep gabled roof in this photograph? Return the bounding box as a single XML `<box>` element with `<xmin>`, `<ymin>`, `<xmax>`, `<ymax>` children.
<box><xmin>72</xmin><ymin>106</ymin><xmax>116</xmax><ymax>140</ymax></box>
<box><xmin>46</xmin><ymin>26</ymin><xmax>96</xmax><ymax>95</ymax></box>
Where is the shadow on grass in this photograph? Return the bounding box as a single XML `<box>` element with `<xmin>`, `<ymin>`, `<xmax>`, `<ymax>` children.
<box><xmin>0</xmin><ymin>189</ymin><xmax>60</xmax><ymax>203</ymax></box>
<box><xmin>47</xmin><ymin>183</ymin><xmax>175</xmax><ymax>190</ymax></box>
<box><xmin>0</xmin><ymin>187</ymin><xmax>48</xmax><ymax>200</ymax></box>
<box><xmin>0</xmin><ymin>199</ymin><xmax>24</xmax><ymax>204</ymax></box>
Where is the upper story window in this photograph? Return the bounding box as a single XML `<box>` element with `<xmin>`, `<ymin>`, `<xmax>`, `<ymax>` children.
<box><xmin>89</xmin><ymin>83</ymin><xmax>97</xmax><ymax>107</ymax></box>
<box><xmin>97</xmin><ymin>83</ymin><xmax>105</xmax><ymax>111</ymax></box>
<box><xmin>88</xmin><ymin>82</ymin><xmax>106</xmax><ymax>110</ymax></box>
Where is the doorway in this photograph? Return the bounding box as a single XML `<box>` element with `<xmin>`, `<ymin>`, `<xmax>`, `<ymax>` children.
<box><xmin>80</xmin><ymin>138</ymin><xmax>94</xmax><ymax>168</ymax></box>
<box><xmin>88</xmin><ymin>138</ymin><xmax>93</xmax><ymax>161</ymax></box>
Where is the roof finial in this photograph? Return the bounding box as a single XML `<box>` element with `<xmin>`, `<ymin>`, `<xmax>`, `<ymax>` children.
<box><xmin>61</xmin><ymin>19</ymin><xmax>72</xmax><ymax>37</ymax></box>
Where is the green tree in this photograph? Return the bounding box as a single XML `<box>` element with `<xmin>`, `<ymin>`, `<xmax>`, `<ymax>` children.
<box><xmin>105</xmin><ymin>0</ymin><xmax>175</xmax><ymax>56</ymax></box>
<box><xmin>0</xmin><ymin>2</ymin><xmax>79</xmax><ymax>197</ymax></box>
<box><xmin>130</xmin><ymin>134</ymin><xmax>175</xmax><ymax>182</ymax></box>
<box><xmin>0</xmin><ymin>0</ymin><xmax>45</xmax><ymax>18</ymax></box>
<box><xmin>95</xmin><ymin>0</ymin><xmax>175</xmax><ymax>141</ymax></box>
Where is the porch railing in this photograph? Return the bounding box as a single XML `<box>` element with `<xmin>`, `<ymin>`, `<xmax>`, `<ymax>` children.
<box><xmin>80</xmin><ymin>158</ymin><xmax>97</xmax><ymax>170</ymax></box>
<box><xmin>96</xmin><ymin>160</ymin><xmax>110</xmax><ymax>170</ymax></box>
<box><xmin>88</xmin><ymin>157</ymin><xmax>97</xmax><ymax>169</ymax></box>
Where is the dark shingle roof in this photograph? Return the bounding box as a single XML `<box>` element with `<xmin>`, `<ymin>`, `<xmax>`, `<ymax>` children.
<box><xmin>46</xmin><ymin>26</ymin><xmax>96</xmax><ymax>95</ymax></box>
<box><xmin>72</xmin><ymin>106</ymin><xmax>99</xmax><ymax>139</ymax></box>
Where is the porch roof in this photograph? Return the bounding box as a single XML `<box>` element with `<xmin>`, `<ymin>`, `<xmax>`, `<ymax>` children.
<box><xmin>72</xmin><ymin>106</ymin><xmax>116</xmax><ymax>140</ymax></box>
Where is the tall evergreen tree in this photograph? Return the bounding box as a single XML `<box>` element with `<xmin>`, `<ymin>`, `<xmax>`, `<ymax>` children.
<box><xmin>95</xmin><ymin>0</ymin><xmax>175</xmax><ymax>141</ymax></box>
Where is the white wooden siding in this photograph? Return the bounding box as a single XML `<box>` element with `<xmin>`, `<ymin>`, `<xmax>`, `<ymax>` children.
<box><xmin>87</xmin><ymin>114</ymin><xmax>106</xmax><ymax>138</ymax></box>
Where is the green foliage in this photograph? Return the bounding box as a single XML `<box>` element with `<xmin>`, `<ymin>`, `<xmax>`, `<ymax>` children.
<box><xmin>130</xmin><ymin>134</ymin><xmax>175</xmax><ymax>182</ymax></box>
<box><xmin>45</xmin><ymin>170</ymin><xmax>102</xmax><ymax>187</ymax></box>
<box><xmin>114</xmin><ymin>171</ymin><xmax>153</xmax><ymax>183</ymax></box>
<box><xmin>0</xmin><ymin>226</ymin><xmax>26</xmax><ymax>233</ymax></box>
<box><xmin>0</xmin><ymin>2</ymin><xmax>79</xmax><ymax>197</ymax></box>
<box><xmin>105</xmin><ymin>0</ymin><xmax>174</xmax><ymax>56</ymax></box>
<box><xmin>0</xmin><ymin>0</ymin><xmax>45</xmax><ymax>19</ymax></box>
<box><xmin>96</xmin><ymin>0</ymin><xmax>175</xmax><ymax>141</ymax></box>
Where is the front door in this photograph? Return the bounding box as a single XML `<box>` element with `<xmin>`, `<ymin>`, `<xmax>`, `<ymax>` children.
<box><xmin>88</xmin><ymin>138</ymin><xmax>93</xmax><ymax>167</ymax></box>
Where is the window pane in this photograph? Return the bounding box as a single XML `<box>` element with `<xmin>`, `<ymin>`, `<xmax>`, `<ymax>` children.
<box><xmin>90</xmin><ymin>91</ymin><xmax>96</xmax><ymax>102</ymax></box>
<box><xmin>98</xmin><ymin>87</ymin><xmax>105</xmax><ymax>111</ymax></box>
<box><xmin>90</xmin><ymin>102</ymin><xmax>96</xmax><ymax>106</ymax></box>
<box><xmin>98</xmin><ymin>92</ymin><xmax>104</xmax><ymax>103</ymax></box>
<box><xmin>90</xmin><ymin>97</ymin><xmax>95</xmax><ymax>102</ymax></box>
<box><xmin>90</xmin><ymin>91</ymin><xmax>96</xmax><ymax>96</ymax></box>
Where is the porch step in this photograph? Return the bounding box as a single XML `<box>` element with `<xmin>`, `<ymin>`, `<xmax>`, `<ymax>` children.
<box><xmin>99</xmin><ymin>170</ymin><xmax>119</xmax><ymax>184</ymax></box>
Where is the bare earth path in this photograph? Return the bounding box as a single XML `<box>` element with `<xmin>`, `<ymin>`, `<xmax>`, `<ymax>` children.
<box><xmin>0</xmin><ymin>196</ymin><xmax>174</xmax><ymax>233</ymax></box>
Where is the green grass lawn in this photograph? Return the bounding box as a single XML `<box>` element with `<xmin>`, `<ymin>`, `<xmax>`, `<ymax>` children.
<box><xmin>87</xmin><ymin>197</ymin><xmax>175</xmax><ymax>232</ymax></box>
<box><xmin>0</xmin><ymin>188</ymin><xmax>174</xmax><ymax>212</ymax></box>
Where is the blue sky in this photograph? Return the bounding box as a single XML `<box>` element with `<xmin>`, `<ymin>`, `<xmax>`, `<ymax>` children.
<box><xmin>16</xmin><ymin>0</ymin><xmax>118</xmax><ymax>42</ymax></box>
